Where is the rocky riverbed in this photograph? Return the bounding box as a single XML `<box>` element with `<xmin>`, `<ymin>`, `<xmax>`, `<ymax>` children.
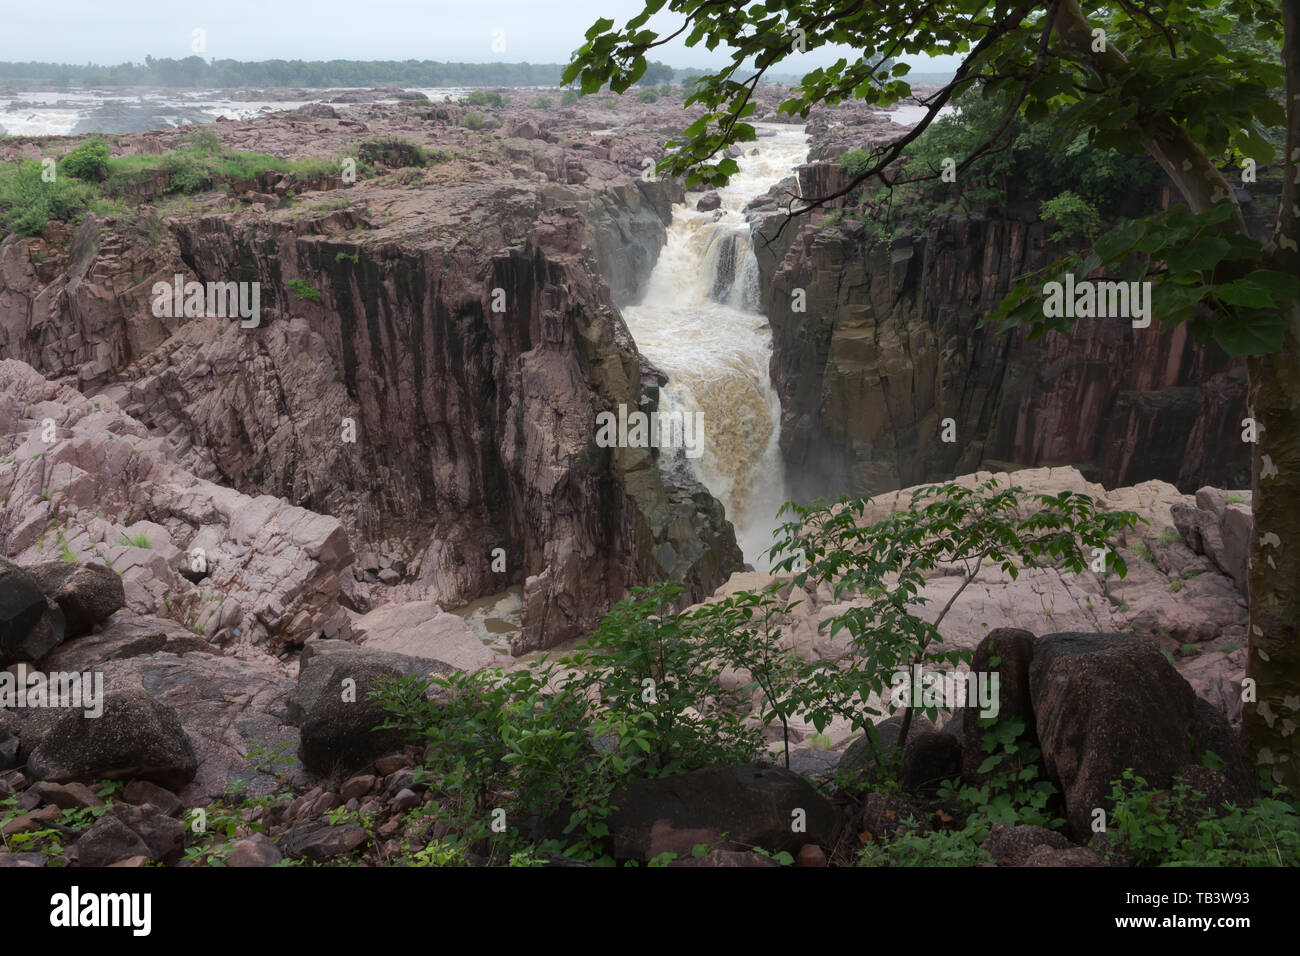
<box><xmin>0</xmin><ymin>87</ymin><xmax>1267</xmax><ymax>867</ymax></box>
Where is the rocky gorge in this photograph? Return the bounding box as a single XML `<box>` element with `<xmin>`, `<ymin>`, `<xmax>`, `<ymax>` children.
<box><xmin>0</xmin><ymin>86</ymin><xmax>1273</xmax><ymax>867</ymax></box>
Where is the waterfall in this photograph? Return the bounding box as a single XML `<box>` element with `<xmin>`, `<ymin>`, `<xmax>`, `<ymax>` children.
<box><xmin>621</xmin><ymin>124</ymin><xmax>810</xmax><ymax>567</ymax></box>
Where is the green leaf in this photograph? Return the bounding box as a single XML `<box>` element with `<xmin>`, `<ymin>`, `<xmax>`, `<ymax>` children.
<box><xmin>1093</xmin><ymin>221</ymin><xmax>1146</xmax><ymax>263</ymax></box>
<box><xmin>1165</xmin><ymin>235</ymin><xmax>1232</xmax><ymax>274</ymax></box>
<box><xmin>1210</xmin><ymin>307</ymin><xmax>1286</xmax><ymax>356</ymax></box>
<box><xmin>1215</xmin><ymin>278</ymin><xmax>1273</xmax><ymax>309</ymax></box>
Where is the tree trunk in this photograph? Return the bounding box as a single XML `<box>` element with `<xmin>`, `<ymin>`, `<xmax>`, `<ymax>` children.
<box><xmin>1057</xmin><ymin>0</ymin><xmax>1300</xmax><ymax>793</ymax></box>
<box><xmin>1243</xmin><ymin>0</ymin><xmax>1300</xmax><ymax>794</ymax></box>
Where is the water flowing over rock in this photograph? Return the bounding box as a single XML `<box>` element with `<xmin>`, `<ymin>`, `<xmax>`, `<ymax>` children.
<box><xmin>621</xmin><ymin>124</ymin><xmax>808</xmax><ymax>563</ymax></box>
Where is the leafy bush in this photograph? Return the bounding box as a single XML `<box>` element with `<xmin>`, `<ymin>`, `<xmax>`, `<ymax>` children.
<box><xmin>161</xmin><ymin>153</ymin><xmax>213</xmax><ymax>194</ymax></box>
<box><xmin>285</xmin><ymin>278</ymin><xmax>321</xmax><ymax>302</ymax></box>
<box><xmin>835</xmin><ymin>90</ymin><xmax>1162</xmax><ymax>246</ymax></box>
<box><xmin>767</xmin><ymin>477</ymin><xmax>1140</xmax><ymax>756</ymax></box>
<box><xmin>184</xmin><ymin>126</ymin><xmax>222</xmax><ymax>154</ymax></box>
<box><xmin>60</xmin><ymin>136</ymin><xmax>111</xmax><ymax>181</ymax></box>
<box><xmin>565</xmin><ymin>582</ymin><xmax>765</xmax><ymax>774</ymax></box>
<box><xmin>0</xmin><ymin>160</ymin><xmax>94</xmax><ymax>236</ymax></box>
<box><xmin>859</xmin><ymin>828</ymin><xmax>993</xmax><ymax>866</ymax></box>
<box><xmin>463</xmin><ymin>90</ymin><xmax>506</xmax><ymax>108</ymax></box>
<box><xmin>375</xmin><ymin>661</ymin><xmax>656</xmax><ymax>862</ymax></box>
<box><xmin>937</xmin><ymin>717</ymin><xmax>1062</xmax><ymax>838</ymax></box>
<box><xmin>561</xmin><ymin>88</ymin><xmax>581</xmax><ymax>106</ymax></box>
<box><xmin>1039</xmin><ymin>189</ymin><xmax>1101</xmax><ymax>242</ymax></box>
<box><xmin>461</xmin><ymin>110</ymin><xmax>492</xmax><ymax>131</ymax></box>
<box><xmin>375</xmin><ymin>582</ymin><xmax>784</xmax><ymax>861</ymax></box>
<box><xmin>532</xmin><ymin>96</ymin><xmax>553</xmax><ymax>109</ymax></box>
<box><xmin>637</xmin><ymin>89</ymin><xmax>659</xmax><ymax>103</ymax></box>
<box><xmin>1104</xmin><ymin>770</ymin><xmax>1300</xmax><ymax>866</ymax></box>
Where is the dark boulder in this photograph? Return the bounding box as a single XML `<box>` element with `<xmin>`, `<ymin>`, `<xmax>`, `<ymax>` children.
<box><xmin>280</xmin><ymin>820</ymin><xmax>367</xmax><ymax>861</ymax></box>
<box><xmin>0</xmin><ymin>557</ymin><xmax>65</xmax><ymax>665</ymax></box>
<box><xmin>981</xmin><ymin>822</ymin><xmax>1071</xmax><ymax>866</ymax></box>
<box><xmin>74</xmin><ymin>815</ymin><xmax>151</xmax><ymax>867</ymax></box>
<box><xmin>25</xmin><ymin>562</ymin><xmax>125</xmax><ymax>637</ymax></box>
<box><xmin>1029</xmin><ymin>632</ymin><xmax>1248</xmax><ymax>836</ymax></box>
<box><xmin>297</xmin><ymin>657</ymin><xmax>410</xmax><ymax>776</ymax></box>
<box><xmin>696</xmin><ymin>191</ymin><xmax>722</xmax><ymax>211</ymax></box>
<box><xmin>900</xmin><ymin>730</ymin><xmax>962</xmax><ymax>794</ymax></box>
<box><xmin>26</xmin><ymin>689</ymin><xmax>197</xmax><ymax>790</ymax></box>
<box><xmin>841</xmin><ymin>714</ymin><xmax>936</xmax><ymax>784</ymax></box>
<box><xmin>607</xmin><ymin>765</ymin><xmax>837</xmax><ymax>861</ymax></box>
<box><xmin>76</xmin><ymin>803</ymin><xmax>185</xmax><ymax>866</ymax></box>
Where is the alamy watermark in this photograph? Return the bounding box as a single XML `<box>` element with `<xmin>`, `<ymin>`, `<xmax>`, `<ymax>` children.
<box><xmin>1042</xmin><ymin>273</ymin><xmax>1152</xmax><ymax>328</ymax></box>
<box><xmin>889</xmin><ymin>664</ymin><xmax>1000</xmax><ymax>719</ymax></box>
<box><xmin>0</xmin><ymin>664</ymin><xmax>103</xmax><ymax>718</ymax></box>
<box><xmin>151</xmin><ymin>273</ymin><xmax>260</xmax><ymax>328</ymax></box>
<box><xmin>594</xmin><ymin>403</ymin><xmax>705</xmax><ymax>459</ymax></box>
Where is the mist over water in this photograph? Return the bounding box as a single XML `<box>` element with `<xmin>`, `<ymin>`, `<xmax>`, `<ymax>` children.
<box><xmin>621</xmin><ymin>123</ymin><xmax>809</xmax><ymax>568</ymax></box>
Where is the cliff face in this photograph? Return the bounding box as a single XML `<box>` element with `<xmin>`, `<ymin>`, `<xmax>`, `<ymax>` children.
<box><xmin>757</xmin><ymin>205</ymin><xmax>1251</xmax><ymax>501</ymax></box>
<box><xmin>0</xmin><ymin>114</ymin><xmax>742</xmax><ymax>653</ymax></box>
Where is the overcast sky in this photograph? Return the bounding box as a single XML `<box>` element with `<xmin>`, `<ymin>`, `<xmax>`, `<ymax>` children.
<box><xmin>0</xmin><ymin>0</ymin><xmax>959</xmax><ymax>72</ymax></box>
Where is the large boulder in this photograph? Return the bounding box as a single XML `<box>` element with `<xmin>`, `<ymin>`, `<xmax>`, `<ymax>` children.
<box><xmin>1171</xmin><ymin>488</ymin><xmax>1253</xmax><ymax>595</ymax></box>
<box><xmin>25</xmin><ymin>562</ymin><xmax>125</xmax><ymax>637</ymax></box>
<box><xmin>1029</xmin><ymin>632</ymin><xmax>1249</xmax><ymax>836</ymax></box>
<box><xmin>26</xmin><ymin>688</ymin><xmax>197</xmax><ymax>790</ymax></box>
<box><xmin>75</xmin><ymin>806</ymin><xmax>188</xmax><ymax>868</ymax></box>
<box><xmin>900</xmin><ymin>730</ymin><xmax>962</xmax><ymax>794</ymax></box>
<box><xmin>350</xmin><ymin>601</ymin><xmax>496</xmax><ymax>673</ymax></box>
<box><xmin>36</xmin><ymin>615</ymin><xmax>297</xmax><ymax>804</ymax></box>
<box><xmin>0</xmin><ymin>556</ymin><xmax>65</xmax><ymax>665</ymax></box>
<box><xmin>981</xmin><ymin>823</ymin><xmax>1072</xmax><ymax>866</ymax></box>
<box><xmin>289</xmin><ymin>638</ymin><xmax>448</xmax><ymax>723</ymax></box>
<box><xmin>75</xmin><ymin>803</ymin><xmax>186</xmax><ymax>866</ymax></box>
<box><xmin>280</xmin><ymin>819</ymin><xmax>368</xmax><ymax>861</ymax></box>
<box><xmin>297</xmin><ymin>657</ymin><xmax>411</xmax><ymax>776</ymax></box>
<box><xmin>606</xmin><ymin>765</ymin><xmax>838</xmax><ymax>861</ymax></box>
<box><xmin>695</xmin><ymin>191</ymin><xmax>722</xmax><ymax>211</ymax></box>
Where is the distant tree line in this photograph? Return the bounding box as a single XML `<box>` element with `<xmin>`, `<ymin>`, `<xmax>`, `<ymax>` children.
<box><xmin>0</xmin><ymin>57</ymin><xmax>682</xmax><ymax>89</ymax></box>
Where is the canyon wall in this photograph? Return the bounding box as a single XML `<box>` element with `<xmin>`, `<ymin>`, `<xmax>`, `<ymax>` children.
<box><xmin>756</xmin><ymin>162</ymin><xmax>1255</xmax><ymax>502</ymax></box>
<box><xmin>0</xmin><ymin>117</ymin><xmax>743</xmax><ymax>653</ymax></box>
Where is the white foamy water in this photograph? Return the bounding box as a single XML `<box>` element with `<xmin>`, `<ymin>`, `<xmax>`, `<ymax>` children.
<box><xmin>0</xmin><ymin>87</ymin><xmax>479</xmax><ymax>136</ymax></box>
<box><xmin>621</xmin><ymin>124</ymin><xmax>810</xmax><ymax>567</ymax></box>
<box><xmin>888</xmin><ymin>103</ymin><xmax>956</xmax><ymax>125</ymax></box>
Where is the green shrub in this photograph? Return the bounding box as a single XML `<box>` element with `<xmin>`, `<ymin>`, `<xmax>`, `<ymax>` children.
<box><xmin>561</xmin><ymin>88</ymin><xmax>582</xmax><ymax>106</ymax></box>
<box><xmin>0</xmin><ymin>160</ymin><xmax>95</xmax><ymax>236</ymax></box>
<box><xmin>463</xmin><ymin>90</ymin><xmax>506</xmax><ymax>108</ymax></box>
<box><xmin>375</xmin><ymin>582</ymin><xmax>779</xmax><ymax>862</ymax></box>
<box><xmin>636</xmin><ymin>89</ymin><xmax>659</xmax><ymax>103</ymax></box>
<box><xmin>184</xmin><ymin>126</ymin><xmax>222</xmax><ymax>155</ymax></box>
<box><xmin>564</xmin><ymin>582</ymin><xmax>766</xmax><ymax>774</ymax></box>
<box><xmin>60</xmin><ymin>136</ymin><xmax>111</xmax><ymax>181</ymax></box>
<box><xmin>461</xmin><ymin>111</ymin><xmax>492</xmax><ymax>131</ymax></box>
<box><xmin>768</xmin><ymin>477</ymin><xmax>1140</xmax><ymax>756</ymax></box>
<box><xmin>1039</xmin><ymin>189</ymin><xmax>1102</xmax><ymax>242</ymax></box>
<box><xmin>936</xmin><ymin>717</ymin><xmax>1062</xmax><ymax>838</ymax></box>
<box><xmin>859</xmin><ymin>828</ymin><xmax>994</xmax><ymax>866</ymax></box>
<box><xmin>532</xmin><ymin>96</ymin><xmax>553</xmax><ymax>109</ymax></box>
<box><xmin>285</xmin><ymin>278</ymin><xmax>321</xmax><ymax>302</ymax></box>
<box><xmin>1105</xmin><ymin>769</ymin><xmax>1300</xmax><ymax>866</ymax></box>
<box><xmin>162</xmin><ymin>154</ymin><xmax>213</xmax><ymax>194</ymax></box>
